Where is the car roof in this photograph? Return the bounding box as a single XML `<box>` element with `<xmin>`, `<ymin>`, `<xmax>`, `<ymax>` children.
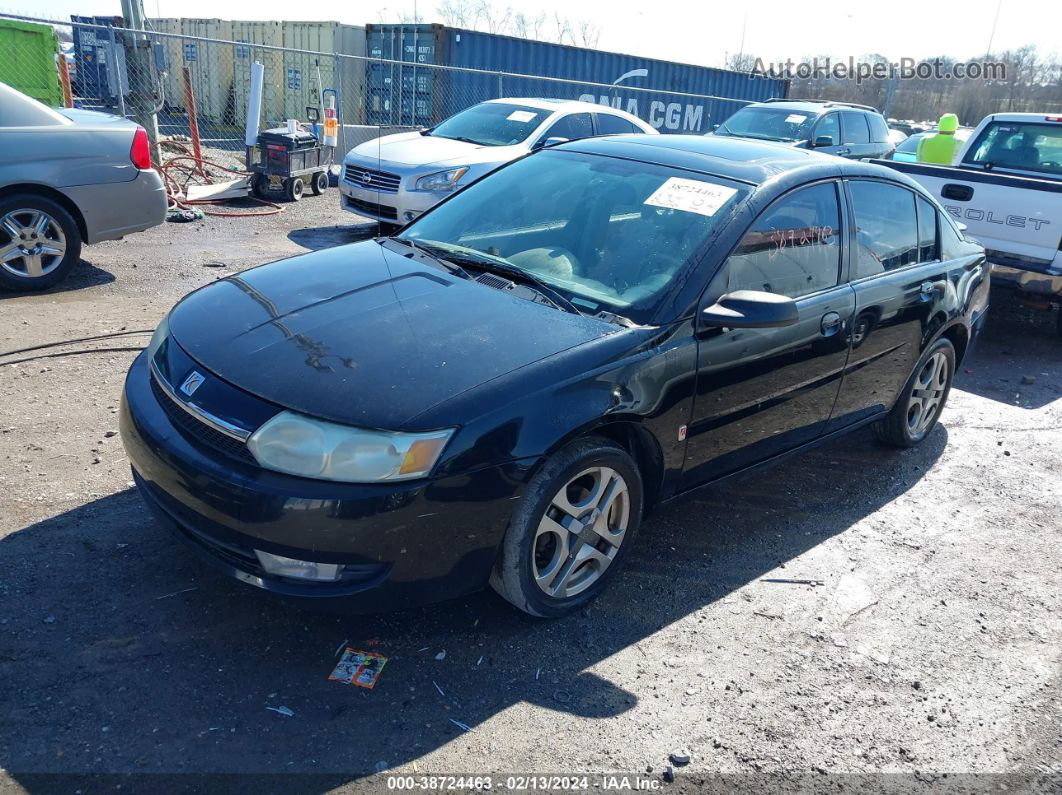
<box><xmin>557</xmin><ymin>133</ymin><xmax>915</xmax><ymax>189</ymax></box>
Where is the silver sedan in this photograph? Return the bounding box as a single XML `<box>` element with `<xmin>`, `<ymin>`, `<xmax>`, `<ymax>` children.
<box><xmin>0</xmin><ymin>82</ymin><xmax>167</xmax><ymax>291</ymax></box>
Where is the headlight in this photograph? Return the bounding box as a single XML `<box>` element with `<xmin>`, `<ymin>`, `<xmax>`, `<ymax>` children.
<box><xmin>414</xmin><ymin>166</ymin><xmax>469</xmax><ymax>192</ymax></box>
<box><xmin>146</xmin><ymin>312</ymin><xmax>170</xmax><ymax>360</ymax></box>
<box><xmin>247</xmin><ymin>411</ymin><xmax>454</xmax><ymax>483</ymax></box>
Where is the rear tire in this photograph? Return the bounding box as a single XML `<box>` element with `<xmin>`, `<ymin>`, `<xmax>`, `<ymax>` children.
<box><xmin>285</xmin><ymin>177</ymin><xmax>304</xmax><ymax>202</ymax></box>
<box><xmin>874</xmin><ymin>337</ymin><xmax>956</xmax><ymax>448</ymax></box>
<box><xmin>250</xmin><ymin>174</ymin><xmax>269</xmax><ymax>199</ymax></box>
<box><xmin>490</xmin><ymin>437</ymin><xmax>643</xmax><ymax>618</ymax></box>
<box><xmin>311</xmin><ymin>171</ymin><xmax>328</xmax><ymax>195</ymax></box>
<box><xmin>0</xmin><ymin>195</ymin><xmax>82</xmax><ymax>292</ymax></box>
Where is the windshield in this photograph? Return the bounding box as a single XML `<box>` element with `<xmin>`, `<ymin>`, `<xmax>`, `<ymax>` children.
<box><xmin>428</xmin><ymin>102</ymin><xmax>552</xmax><ymax>146</ymax></box>
<box><xmin>717</xmin><ymin>107</ymin><xmax>816</xmax><ymax>142</ymax></box>
<box><xmin>965</xmin><ymin>121</ymin><xmax>1062</xmax><ymax>177</ymax></box>
<box><xmin>399</xmin><ymin>150</ymin><xmax>748</xmax><ymax>324</ymax></box>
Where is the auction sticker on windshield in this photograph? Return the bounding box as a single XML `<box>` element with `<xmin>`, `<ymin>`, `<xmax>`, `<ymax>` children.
<box><xmin>785</xmin><ymin>113</ymin><xmax>808</xmax><ymax>123</ymax></box>
<box><xmin>507</xmin><ymin>110</ymin><xmax>537</xmax><ymax>122</ymax></box>
<box><xmin>644</xmin><ymin>178</ymin><xmax>738</xmax><ymax>217</ymax></box>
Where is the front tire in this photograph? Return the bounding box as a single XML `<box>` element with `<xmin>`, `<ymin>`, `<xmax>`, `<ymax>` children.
<box><xmin>874</xmin><ymin>337</ymin><xmax>956</xmax><ymax>447</ymax></box>
<box><xmin>490</xmin><ymin>437</ymin><xmax>643</xmax><ymax>618</ymax></box>
<box><xmin>284</xmin><ymin>177</ymin><xmax>304</xmax><ymax>202</ymax></box>
<box><xmin>0</xmin><ymin>195</ymin><xmax>82</xmax><ymax>292</ymax></box>
<box><xmin>311</xmin><ymin>170</ymin><xmax>328</xmax><ymax>195</ymax></box>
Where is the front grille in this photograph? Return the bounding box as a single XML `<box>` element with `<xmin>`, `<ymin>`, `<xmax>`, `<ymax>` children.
<box><xmin>345</xmin><ymin>195</ymin><xmax>398</xmax><ymax>221</ymax></box>
<box><xmin>343</xmin><ymin>164</ymin><xmax>401</xmax><ymax>193</ymax></box>
<box><xmin>150</xmin><ymin>372</ymin><xmax>257</xmax><ymax>465</ymax></box>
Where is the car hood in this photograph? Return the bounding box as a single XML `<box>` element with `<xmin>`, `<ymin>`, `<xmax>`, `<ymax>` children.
<box><xmin>349</xmin><ymin>131</ymin><xmax>524</xmax><ymax>167</ymax></box>
<box><xmin>168</xmin><ymin>241</ymin><xmax>615</xmax><ymax>429</ymax></box>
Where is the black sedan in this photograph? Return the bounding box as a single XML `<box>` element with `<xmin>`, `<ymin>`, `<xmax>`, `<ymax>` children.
<box><xmin>121</xmin><ymin>134</ymin><xmax>989</xmax><ymax>617</ymax></box>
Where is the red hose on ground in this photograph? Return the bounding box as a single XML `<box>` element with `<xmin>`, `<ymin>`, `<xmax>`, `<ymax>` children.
<box><xmin>159</xmin><ymin>148</ymin><xmax>283</xmax><ymax>217</ymax></box>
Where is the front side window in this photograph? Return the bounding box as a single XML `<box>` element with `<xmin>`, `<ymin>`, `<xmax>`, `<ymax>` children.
<box><xmin>964</xmin><ymin>121</ymin><xmax>1062</xmax><ymax>177</ymax></box>
<box><xmin>813</xmin><ymin>114</ymin><xmax>840</xmax><ymax>146</ymax></box>
<box><xmin>841</xmin><ymin>112</ymin><xmax>871</xmax><ymax>145</ymax></box>
<box><xmin>726</xmin><ymin>182</ymin><xmax>842</xmax><ymax>299</ymax></box>
<box><xmin>850</xmin><ymin>181</ymin><xmax>919</xmax><ymax>277</ymax></box>
<box><xmin>716</xmin><ymin>107</ymin><xmax>816</xmax><ymax>142</ymax></box>
<box><xmin>428</xmin><ymin>102</ymin><xmax>552</xmax><ymax>147</ymax></box>
<box><xmin>402</xmin><ymin>151</ymin><xmax>747</xmax><ymax>323</ymax></box>
<box><xmin>541</xmin><ymin>113</ymin><xmax>594</xmax><ymax>143</ymax></box>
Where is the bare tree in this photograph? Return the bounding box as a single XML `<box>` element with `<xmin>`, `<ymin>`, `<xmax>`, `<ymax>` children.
<box><xmin>575</xmin><ymin>20</ymin><xmax>600</xmax><ymax>49</ymax></box>
<box><xmin>436</xmin><ymin>0</ymin><xmax>477</xmax><ymax>28</ymax></box>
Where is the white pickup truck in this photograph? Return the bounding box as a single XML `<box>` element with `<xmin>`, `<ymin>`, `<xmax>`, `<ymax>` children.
<box><xmin>879</xmin><ymin>112</ymin><xmax>1062</xmax><ymax>333</ymax></box>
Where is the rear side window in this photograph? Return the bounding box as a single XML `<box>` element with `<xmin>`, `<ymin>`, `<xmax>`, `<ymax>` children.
<box><xmin>595</xmin><ymin>113</ymin><xmax>642</xmax><ymax>136</ymax></box>
<box><xmin>867</xmin><ymin>114</ymin><xmax>891</xmax><ymax>144</ymax></box>
<box><xmin>850</xmin><ymin>181</ymin><xmax>919</xmax><ymax>277</ymax></box>
<box><xmin>916</xmin><ymin>196</ymin><xmax>939</xmax><ymax>261</ymax></box>
<box><xmin>842</xmin><ymin>112</ymin><xmax>871</xmax><ymax>145</ymax></box>
<box><xmin>542</xmin><ymin>112</ymin><xmax>593</xmax><ymax>143</ymax></box>
<box><xmin>727</xmin><ymin>182</ymin><xmax>842</xmax><ymax>299</ymax></box>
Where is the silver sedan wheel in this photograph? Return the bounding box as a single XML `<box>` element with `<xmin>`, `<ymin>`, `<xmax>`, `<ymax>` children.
<box><xmin>0</xmin><ymin>209</ymin><xmax>67</xmax><ymax>279</ymax></box>
<box><xmin>533</xmin><ymin>466</ymin><xmax>630</xmax><ymax>599</ymax></box>
<box><xmin>906</xmin><ymin>351</ymin><xmax>949</xmax><ymax>436</ymax></box>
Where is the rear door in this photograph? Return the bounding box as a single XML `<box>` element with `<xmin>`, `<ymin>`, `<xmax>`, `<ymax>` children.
<box><xmin>839</xmin><ymin>112</ymin><xmax>875</xmax><ymax>159</ymax></box>
<box><xmin>829</xmin><ymin>180</ymin><xmax>955</xmax><ymax>429</ymax></box>
<box><xmin>681</xmin><ymin>181</ymin><xmax>855</xmax><ymax>486</ymax></box>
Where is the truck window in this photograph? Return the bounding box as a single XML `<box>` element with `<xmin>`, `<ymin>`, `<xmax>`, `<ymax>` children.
<box><xmin>727</xmin><ymin>182</ymin><xmax>842</xmax><ymax>299</ymax></box>
<box><xmin>849</xmin><ymin>181</ymin><xmax>918</xmax><ymax>277</ymax></box>
<box><xmin>965</xmin><ymin>121</ymin><xmax>1062</xmax><ymax>177</ymax></box>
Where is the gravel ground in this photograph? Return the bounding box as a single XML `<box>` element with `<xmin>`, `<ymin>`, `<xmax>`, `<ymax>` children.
<box><xmin>0</xmin><ymin>194</ymin><xmax>1060</xmax><ymax>792</ymax></box>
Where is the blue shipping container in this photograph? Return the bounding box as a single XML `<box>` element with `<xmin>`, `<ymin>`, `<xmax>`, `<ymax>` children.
<box><xmin>364</xmin><ymin>24</ymin><xmax>788</xmax><ymax>132</ymax></box>
<box><xmin>70</xmin><ymin>15</ymin><xmax>127</xmax><ymax>108</ymax></box>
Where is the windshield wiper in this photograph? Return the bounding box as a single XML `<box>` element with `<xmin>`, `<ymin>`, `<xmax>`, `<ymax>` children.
<box><xmin>379</xmin><ymin>237</ymin><xmax>471</xmax><ymax>280</ymax></box>
<box><xmin>428</xmin><ymin>248</ymin><xmax>582</xmax><ymax>315</ymax></box>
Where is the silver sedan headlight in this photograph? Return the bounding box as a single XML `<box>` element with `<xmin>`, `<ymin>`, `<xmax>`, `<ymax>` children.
<box><xmin>247</xmin><ymin>411</ymin><xmax>454</xmax><ymax>483</ymax></box>
<box><xmin>414</xmin><ymin>166</ymin><xmax>469</xmax><ymax>192</ymax></box>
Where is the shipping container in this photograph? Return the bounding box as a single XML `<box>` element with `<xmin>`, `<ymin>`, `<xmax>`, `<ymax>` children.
<box><xmin>0</xmin><ymin>18</ymin><xmax>63</xmax><ymax>107</ymax></box>
<box><xmin>69</xmin><ymin>15</ymin><xmax>127</xmax><ymax>109</ymax></box>
<box><xmin>229</xmin><ymin>20</ymin><xmax>283</xmax><ymax>128</ymax></box>
<box><xmin>365</xmin><ymin>23</ymin><xmax>788</xmax><ymax>133</ymax></box>
<box><xmin>178</xmin><ymin>18</ymin><xmax>233</xmax><ymax>121</ymax></box>
<box><xmin>146</xmin><ymin>18</ymin><xmax>183</xmax><ymax>111</ymax></box>
<box><xmin>281</xmin><ymin>21</ymin><xmax>365</xmax><ymax>126</ymax></box>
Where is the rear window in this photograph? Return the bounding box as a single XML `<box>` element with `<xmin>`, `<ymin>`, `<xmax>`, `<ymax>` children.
<box><xmin>964</xmin><ymin>121</ymin><xmax>1062</xmax><ymax>177</ymax></box>
<box><xmin>0</xmin><ymin>83</ymin><xmax>69</xmax><ymax>127</ymax></box>
<box><xmin>867</xmin><ymin>114</ymin><xmax>891</xmax><ymax>144</ymax></box>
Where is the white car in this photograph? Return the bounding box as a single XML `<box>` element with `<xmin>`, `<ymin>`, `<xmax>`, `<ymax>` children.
<box><xmin>339</xmin><ymin>98</ymin><xmax>657</xmax><ymax>226</ymax></box>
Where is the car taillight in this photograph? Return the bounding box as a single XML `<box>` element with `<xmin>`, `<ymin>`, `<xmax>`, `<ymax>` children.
<box><xmin>130</xmin><ymin>126</ymin><xmax>151</xmax><ymax>169</ymax></box>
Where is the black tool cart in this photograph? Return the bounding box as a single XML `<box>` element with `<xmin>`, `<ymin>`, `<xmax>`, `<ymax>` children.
<box><xmin>250</xmin><ymin>122</ymin><xmax>330</xmax><ymax>202</ymax></box>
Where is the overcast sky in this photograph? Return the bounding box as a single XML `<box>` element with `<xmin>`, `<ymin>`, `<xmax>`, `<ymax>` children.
<box><xmin>28</xmin><ymin>0</ymin><xmax>1062</xmax><ymax>67</ymax></box>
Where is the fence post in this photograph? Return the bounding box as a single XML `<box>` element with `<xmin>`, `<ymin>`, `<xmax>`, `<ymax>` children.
<box><xmin>57</xmin><ymin>54</ymin><xmax>74</xmax><ymax>108</ymax></box>
<box><xmin>334</xmin><ymin>51</ymin><xmax>345</xmax><ymax>156</ymax></box>
<box><xmin>183</xmin><ymin>66</ymin><xmax>205</xmax><ymax>176</ymax></box>
<box><xmin>107</xmin><ymin>27</ymin><xmax>126</xmax><ymax>118</ymax></box>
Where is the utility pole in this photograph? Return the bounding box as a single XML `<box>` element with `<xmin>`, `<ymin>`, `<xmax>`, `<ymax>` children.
<box><xmin>119</xmin><ymin>0</ymin><xmax>162</xmax><ymax>165</ymax></box>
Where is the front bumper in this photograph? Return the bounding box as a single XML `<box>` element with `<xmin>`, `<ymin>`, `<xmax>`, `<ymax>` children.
<box><xmin>337</xmin><ymin>159</ymin><xmax>453</xmax><ymax>225</ymax></box>
<box><xmin>64</xmin><ymin>169</ymin><xmax>167</xmax><ymax>244</ymax></box>
<box><xmin>120</xmin><ymin>351</ymin><xmax>538</xmax><ymax>611</ymax></box>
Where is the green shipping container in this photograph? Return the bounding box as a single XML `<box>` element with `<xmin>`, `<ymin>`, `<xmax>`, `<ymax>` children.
<box><xmin>0</xmin><ymin>19</ymin><xmax>62</xmax><ymax>107</ymax></box>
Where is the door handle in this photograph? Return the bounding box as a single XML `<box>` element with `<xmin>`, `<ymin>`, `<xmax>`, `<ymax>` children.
<box><xmin>836</xmin><ymin>147</ymin><xmax>850</xmax><ymax>156</ymax></box>
<box><xmin>820</xmin><ymin>311</ymin><xmax>843</xmax><ymax>337</ymax></box>
<box><xmin>919</xmin><ymin>281</ymin><xmax>940</xmax><ymax>300</ymax></box>
<box><xmin>941</xmin><ymin>183</ymin><xmax>974</xmax><ymax>201</ymax></box>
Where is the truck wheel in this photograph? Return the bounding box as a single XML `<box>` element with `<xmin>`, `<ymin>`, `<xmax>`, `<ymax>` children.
<box><xmin>250</xmin><ymin>174</ymin><xmax>269</xmax><ymax>199</ymax></box>
<box><xmin>0</xmin><ymin>195</ymin><xmax>83</xmax><ymax>292</ymax></box>
<box><xmin>285</xmin><ymin>177</ymin><xmax>304</xmax><ymax>202</ymax></box>
<box><xmin>311</xmin><ymin>171</ymin><xmax>328</xmax><ymax>196</ymax></box>
<box><xmin>489</xmin><ymin>437</ymin><xmax>643</xmax><ymax>618</ymax></box>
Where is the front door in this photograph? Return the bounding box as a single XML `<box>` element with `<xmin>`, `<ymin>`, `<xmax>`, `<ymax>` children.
<box><xmin>681</xmin><ymin>181</ymin><xmax>855</xmax><ymax>487</ymax></box>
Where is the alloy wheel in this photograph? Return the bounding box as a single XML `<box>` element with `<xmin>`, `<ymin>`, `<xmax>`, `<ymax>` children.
<box><xmin>532</xmin><ymin>466</ymin><xmax>630</xmax><ymax>599</ymax></box>
<box><xmin>0</xmin><ymin>209</ymin><xmax>67</xmax><ymax>279</ymax></box>
<box><xmin>906</xmin><ymin>351</ymin><xmax>949</xmax><ymax>436</ymax></box>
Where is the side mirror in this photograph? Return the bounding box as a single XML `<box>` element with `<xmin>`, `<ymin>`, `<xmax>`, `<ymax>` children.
<box><xmin>813</xmin><ymin>135</ymin><xmax>835</xmax><ymax>148</ymax></box>
<box><xmin>701</xmin><ymin>290</ymin><xmax>799</xmax><ymax>329</ymax></box>
<box><xmin>532</xmin><ymin>136</ymin><xmax>569</xmax><ymax>151</ymax></box>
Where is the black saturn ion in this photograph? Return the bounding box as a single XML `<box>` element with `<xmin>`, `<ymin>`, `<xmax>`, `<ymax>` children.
<box><xmin>121</xmin><ymin>134</ymin><xmax>988</xmax><ymax>617</ymax></box>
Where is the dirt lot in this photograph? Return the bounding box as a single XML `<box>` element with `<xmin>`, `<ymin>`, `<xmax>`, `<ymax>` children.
<box><xmin>0</xmin><ymin>195</ymin><xmax>1060</xmax><ymax>792</ymax></box>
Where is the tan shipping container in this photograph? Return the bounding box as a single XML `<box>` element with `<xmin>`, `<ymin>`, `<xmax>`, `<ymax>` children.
<box><xmin>178</xmin><ymin>18</ymin><xmax>233</xmax><ymax>122</ymax></box>
<box><xmin>230</xmin><ymin>20</ymin><xmax>283</xmax><ymax>128</ymax></box>
<box><xmin>281</xmin><ymin>21</ymin><xmax>365</xmax><ymax>126</ymax></box>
